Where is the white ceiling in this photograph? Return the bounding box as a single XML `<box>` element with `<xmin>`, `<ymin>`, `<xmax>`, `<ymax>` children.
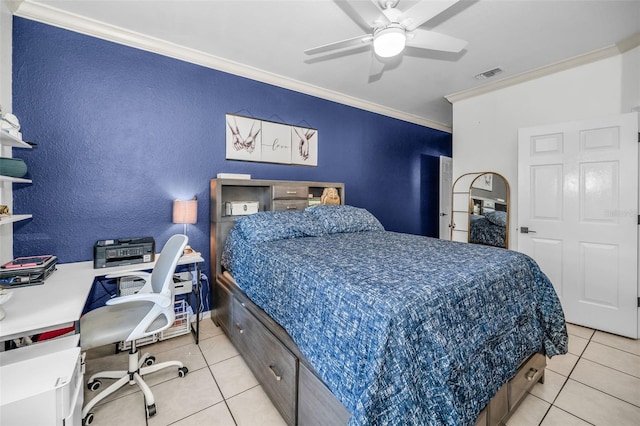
<box><xmin>11</xmin><ymin>0</ymin><xmax>640</xmax><ymax>131</ymax></box>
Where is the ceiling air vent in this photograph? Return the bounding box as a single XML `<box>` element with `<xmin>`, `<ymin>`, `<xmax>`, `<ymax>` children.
<box><xmin>474</xmin><ymin>67</ymin><xmax>503</xmax><ymax>80</ymax></box>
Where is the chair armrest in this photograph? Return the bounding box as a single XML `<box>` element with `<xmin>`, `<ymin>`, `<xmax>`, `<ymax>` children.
<box><xmin>106</xmin><ymin>291</ymin><xmax>172</xmax><ymax>308</ymax></box>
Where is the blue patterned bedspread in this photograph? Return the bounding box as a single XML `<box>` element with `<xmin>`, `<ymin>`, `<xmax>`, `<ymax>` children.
<box><xmin>469</xmin><ymin>215</ymin><xmax>506</xmax><ymax>247</ymax></box>
<box><xmin>223</xmin><ymin>228</ymin><xmax>567</xmax><ymax>425</ymax></box>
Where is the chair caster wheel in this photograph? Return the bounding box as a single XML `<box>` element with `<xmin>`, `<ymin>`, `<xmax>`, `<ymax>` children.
<box><xmin>83</xmin><ymin>413</ymin><xmax>94</xmax><ymax>425</ymax></box>
<box><xmin>145</xmin><ymin>355</ymin><xmax>156</xmax><ymax>366</ymax></box>
<box><xmin>178</xmin><ymin>366</ymin><xmax>188</xmax><ymax>378</ymax></box>
<box><xmin>146</xmin><ymin>403</ymin><xmax>157</xmax><ymax>418</ymax></box>
<box><xmin>87</xmin><ymin>380</ymin><xmax>101</xmax><ymax>391</ymax></box>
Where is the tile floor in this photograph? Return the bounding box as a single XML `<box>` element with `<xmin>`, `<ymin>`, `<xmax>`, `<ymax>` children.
<box><xmin>83</xmin><ymin>320</ymin><xmax>640</xmax><ymax>425</ymax></box>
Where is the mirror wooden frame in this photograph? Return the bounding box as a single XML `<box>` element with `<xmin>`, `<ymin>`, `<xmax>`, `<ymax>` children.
<box><xmin>450</xmin><ymin>172</ymin><xmax>510</xmax><ymax>249</ymax></box>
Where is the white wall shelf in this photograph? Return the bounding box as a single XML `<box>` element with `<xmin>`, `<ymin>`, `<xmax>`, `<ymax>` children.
<box><xmin>0</xmin><ymin>175</ymin><xmax>31</xmax><ymax>183</ymax></box>
<box><xmin>1</xmin><ymin>131</ymin><xmax>34</xmax><ymax>231</ymax></box>
<box><xmin>0</xmin><ymin>214</ymin><xmax>32</xmax><ymax>225</ymax></box>
<box><xmin>0</xmin><ymin>132</ymin><xmax>32</xmax><ymax>149</ymax></box>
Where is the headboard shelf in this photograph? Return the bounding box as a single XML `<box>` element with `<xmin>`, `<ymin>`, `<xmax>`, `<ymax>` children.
<box><xmin>210</xmin><ymin>178</ymin><xmax>345</xmax><ymax>279</ymax></box>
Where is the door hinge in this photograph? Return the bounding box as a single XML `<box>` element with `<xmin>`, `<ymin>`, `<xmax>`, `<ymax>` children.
<box><xmin>638</xmin><ymin>297</ymin><xmax>640</xmax><ymax>308</ymax></box>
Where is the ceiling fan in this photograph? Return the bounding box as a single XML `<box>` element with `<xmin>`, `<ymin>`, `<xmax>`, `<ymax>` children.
<box><xmin>304</xmin><ymin>0</ymin><xmax>468</xmax><ymax>59</ymax></box>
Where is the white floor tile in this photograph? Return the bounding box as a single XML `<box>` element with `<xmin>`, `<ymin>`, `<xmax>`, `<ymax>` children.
<box><xmin>199</xmin><ymin>333</ymin><xmax>239</xmax><ymax>365</ymax></box>
<box><xmin>146</xmin><ymin>331</ymin><xmax>195</xmax><ymax>354</ymax></box>
<box><xmin>141</xmin><ymin>342</ymin><xmax>208</xmax><ymax>387</ymax></box>
<box><xmin>591</xmin><ymin>330</ymin><xmax>640</xmax><ymax>356</ymax></box>
<box><xmin>546</xmin><ymin>352</ymin><xmax>579</xmax><ymax>377</ymax></box>
<box><xmin>198</xmin><ymin>317</ymin><xmax>224</xmax><ymax>340</ymax></box>
<box><xmin>570</xmin><ymin>358</ymin><xmax>640</xmax><ymax>407</ymax></box>
<box><xmin>554</xmin><ymin>379</ymin><xmax>640</xmax><ymax>425</ymax></box>
<box><xmin>530</xmin><ymin>369</ymin><xmax>567</xmax><ymax>404</ymax></box>
<box><xmin>227</xmin><ymin>385</ymin><xmax>287</xmax><ymax>426</ymax></box>
<box><xmin>209</xmin><ymin>354</ymin><xmax>259</xmax><ymax>399</ymax></box>
<box><xmin>582</xmin><ymin>341</ymin><xmax>640</xmax><ymax>379</ymax></box>
<box><xmin>567</xmin><ymin>334</ymin><xmax>589</xmax><ymax>357</ymax></box>
<box><xmin>540</xmin><ymin>406</ymin><xmax>591</xmax><ymax>426</ymax></box>
<box><xmin>171</xmin><ymin>401</ymin><xmax>236</xmax><ymax>426</ymax></box>
<box><xmin>506</xmin><ymin>394</ymin><xmax>550</xmax><ymax>426</ymax></box>
<box><xmin>84</xmin><ymin>346</ymin><xmax>127</xmax><ymax>377</ymax></box>
<box><xmin>83</xmin><ymin>350</ymin><xmax>141</xmax><ymax>406</ymax></box>
<box><xmin>565</xmin><ymin>323</ymin><xmax>595</xmax><ymax>340</ymax></box>
<box><xmin>148</xmin><ymin>367</ymin><xmax>224</xmax><ymax>426</ymax></box>
<box><xmin>83</xmin><ymin>320</ymin><xmax>638</xmax><ymax>426</ymax></box>
<box><xmin>86</xmin><ymin>390</ymin><xmax>148</xmax><ymax>426</ymax></box>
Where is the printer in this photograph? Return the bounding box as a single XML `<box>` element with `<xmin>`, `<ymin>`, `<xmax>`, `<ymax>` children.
<box><xmin>93</xmin><ymin>237</ymin><xmax>155</xmax><ymax>269</ymax></box>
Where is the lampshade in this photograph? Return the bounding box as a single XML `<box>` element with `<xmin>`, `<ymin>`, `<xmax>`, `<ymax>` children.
<box><xmin>373</xmin><ymin>25</ymin><xmax>406</xmax><ymax>58</ymax></box>
<box><xmin>173</xmin><ymin>198</ymin><xmax>197</xmax><ymax>224</ymax></box>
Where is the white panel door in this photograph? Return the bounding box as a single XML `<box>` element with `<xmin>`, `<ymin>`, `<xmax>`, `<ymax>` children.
<box><xmin>439</xmin><ymin>156</ymin><xmax>453</xmax><ymax>239</ymax></box>
<box><xmin>518</xmin><ymin>113</ymin><xmax>638</xmax><ymax>338</ymax></box>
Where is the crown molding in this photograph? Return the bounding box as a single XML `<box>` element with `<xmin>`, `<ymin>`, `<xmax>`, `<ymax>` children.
<box><xmin>616</xmin><ymin>32</ymin><xmax>640</xmax><ymax>54</ymax></box>
<box><xmin>446</xmin><ymin>33</ymin><xmax>640</xmax><ymax>104</ymax></box>
<box><xmin>12</xmin><ymin>0</ymin><xmax>451</xmax><ymax>133</ymax></box>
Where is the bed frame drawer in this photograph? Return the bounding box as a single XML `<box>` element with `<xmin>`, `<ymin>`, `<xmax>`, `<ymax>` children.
<box><xmin>475</xmin><ymin>351</ymin><xmax>545</xmax><ymax>426</ymax></box>
<box><xmin>273</xmin><ymin>184</ymin><xmax>309</xmax><ymax>199</ymax></box>
<box><xmin>273</xmin><ymin>199</ymin><xmax>309</xmax><ymax>211</ymax></box>
<box><xmin>216</xmin><ymin>280</ymin><xmax>232</xmax><ymax>336</ymax></box>
<box><xmin>216</xmin><ymin>274</ymin><xmax>546</xmax><ymax>426</ymax></box>
<box><xmin>232</xmin><ymin>298</ymin><xmax>297</xmax><ymax>425</ymax></box>
<box><xmin>299</xmin><ymin>363</ymin><xmax>350</xmax><ymax>425</ymax></box>
<box><xmin>508</xmin><ymin>352</ymin><xmax>546</xmax><ymax>411</ymax></box>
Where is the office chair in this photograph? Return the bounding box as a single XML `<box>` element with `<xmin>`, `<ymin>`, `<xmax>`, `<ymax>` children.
<box><xmin>80</xmin><ymin>234</ymin><xmax>189</xmax><ymax>425</ymax></box>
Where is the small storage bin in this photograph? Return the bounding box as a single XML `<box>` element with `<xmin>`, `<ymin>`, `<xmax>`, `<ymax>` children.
<box><xmin>160</xmin><ymin>300</ymin><xmax>191</xmax><ymax>340</ymax></box>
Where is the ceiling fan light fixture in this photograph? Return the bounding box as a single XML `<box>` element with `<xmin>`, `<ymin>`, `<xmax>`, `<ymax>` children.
<box><xmin>373</xmin><ymin>25</ymin><xmax>406</xmax><ymax>58</ymax></box>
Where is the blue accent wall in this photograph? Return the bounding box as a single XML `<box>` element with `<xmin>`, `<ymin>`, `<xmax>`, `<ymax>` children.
<box><xmin>11</xmin><ymin>18</ymin><xmax>451</xmax><ymax>311</ymax></box>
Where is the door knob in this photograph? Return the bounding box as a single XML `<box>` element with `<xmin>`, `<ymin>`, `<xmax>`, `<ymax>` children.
<box><xmin>439</xmin><ymin>213</ymin><xmax>448</xmax><ymax>216</ymax></box>
<box><xmin>520</xmin><ymin>227</ymin><xmax>536</xmax><ymax>234</ymax></box>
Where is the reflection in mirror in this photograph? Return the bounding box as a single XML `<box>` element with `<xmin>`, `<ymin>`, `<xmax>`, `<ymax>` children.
<box><xmin>468</xmin><ymin>173</ymin><xmax>509</xmax><ymax>249</ymax></box>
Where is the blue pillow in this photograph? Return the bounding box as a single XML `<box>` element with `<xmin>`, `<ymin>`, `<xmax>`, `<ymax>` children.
<box><xmin>234</xmin><ymin>210</ymin><xmax>325</xmax><ymax>243</ymax></box>
<box><xmin>485</xmin><ymin>210</ymin><xmax>507</xmax><ymax>227</ymax></box>
<box><xmin>306</xmin><ymin>205</ymin><xmax>384</xmax><ymax>234</ymax></box>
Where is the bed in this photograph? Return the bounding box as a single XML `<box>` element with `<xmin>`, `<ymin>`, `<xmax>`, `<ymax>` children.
<box><xmin>469</xmin><ymin>210</ymin><xmax>507</xmax><ymax>248</ymax></box>
<box><xmin>218</xmin><ymin>205</ymin><xmax>568</xmax><ymax>425</ymax></box>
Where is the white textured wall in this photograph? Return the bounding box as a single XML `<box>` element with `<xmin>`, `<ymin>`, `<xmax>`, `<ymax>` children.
<box><xmin>451</xmin><ymin>46</ymin><xmax>639</xmax><ymax>250</ymax></box>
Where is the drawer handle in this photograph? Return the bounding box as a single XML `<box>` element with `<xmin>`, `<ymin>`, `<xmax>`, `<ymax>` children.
<box><xmin>234</xmin><ymin>323</ymin><xmax>245</xmax><ymax>334</ymax></box>
<box><xmin>286</xmin><ymin>206</ymin><xmax>299</xmax><ymax>210</ymax></box>
<box><xmin>268</xmin><ymin>365</ymin><xmax>282</xmax><ymax>381</ymax></box>
<box><xmin>525</xmin><ymin>368</ymin><xmax>538</xmax><ymax>381</ymax></box>
<box><xmin>286</xmin><ymin>191</ymin><xmax>298</xmax><ymax>195</ymax></box>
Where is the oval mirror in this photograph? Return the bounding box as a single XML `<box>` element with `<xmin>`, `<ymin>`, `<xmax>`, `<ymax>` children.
<box><xmin>468</xmin><ymin>173</ymin><xmax>510</xmax><ymax>248</ymax></box>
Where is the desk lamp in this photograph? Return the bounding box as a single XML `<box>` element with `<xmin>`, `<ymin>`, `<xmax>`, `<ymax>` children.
<box><xmin>173</xmin><ymin>197</ymin><xmax>197</xmax><ymax>253</ymax></box>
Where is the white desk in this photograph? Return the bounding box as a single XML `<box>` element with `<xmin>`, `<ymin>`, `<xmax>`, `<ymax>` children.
<box><xmin>0</xmin><ymin>254</ymin><xmax>204</xmax><ymax>343</ymax></box>
<box><xmin>0</xmin><ymin>334</ymin><xmax>83</xmax><ymax>425</ymax></box>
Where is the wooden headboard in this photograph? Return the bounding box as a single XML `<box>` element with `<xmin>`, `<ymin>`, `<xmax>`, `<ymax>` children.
<box><xmin>209</xmin><ymin>178</ymin><xmax>345</xmax><ymax>279</ymax></box>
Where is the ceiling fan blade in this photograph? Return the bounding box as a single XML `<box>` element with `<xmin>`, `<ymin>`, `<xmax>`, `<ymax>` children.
<box><xmin>368</xmin><ymin>50</ymin><xmax>403</xmax><ymax>82</ymax></box>
<box><xmin>369</xmin><ymin>50</ymin><xmax>386</xmax><ymax>78</ymax></box>
<box><xmin>304</xmin><ymin>34</ymin><xmax>373</xmax><ymax>55</ymax></box>
<box><xmin>334</xmin><ymin>0</ymin><xmax>388</xmax><ymax>31</ymax></box>
<box><xmin>402</xmin><ymin>0</ymin><xmax>460</xmax><ymax>31</ymax></box>
<box><xmin>406</xmin><ymin>28</ymin><xmax>467</xmax><ymax>53</ymax></box>
<box><xmin>370</xmin><ymin>0</ymin><xmax>401</xmax><ymax>23</ymax></box>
